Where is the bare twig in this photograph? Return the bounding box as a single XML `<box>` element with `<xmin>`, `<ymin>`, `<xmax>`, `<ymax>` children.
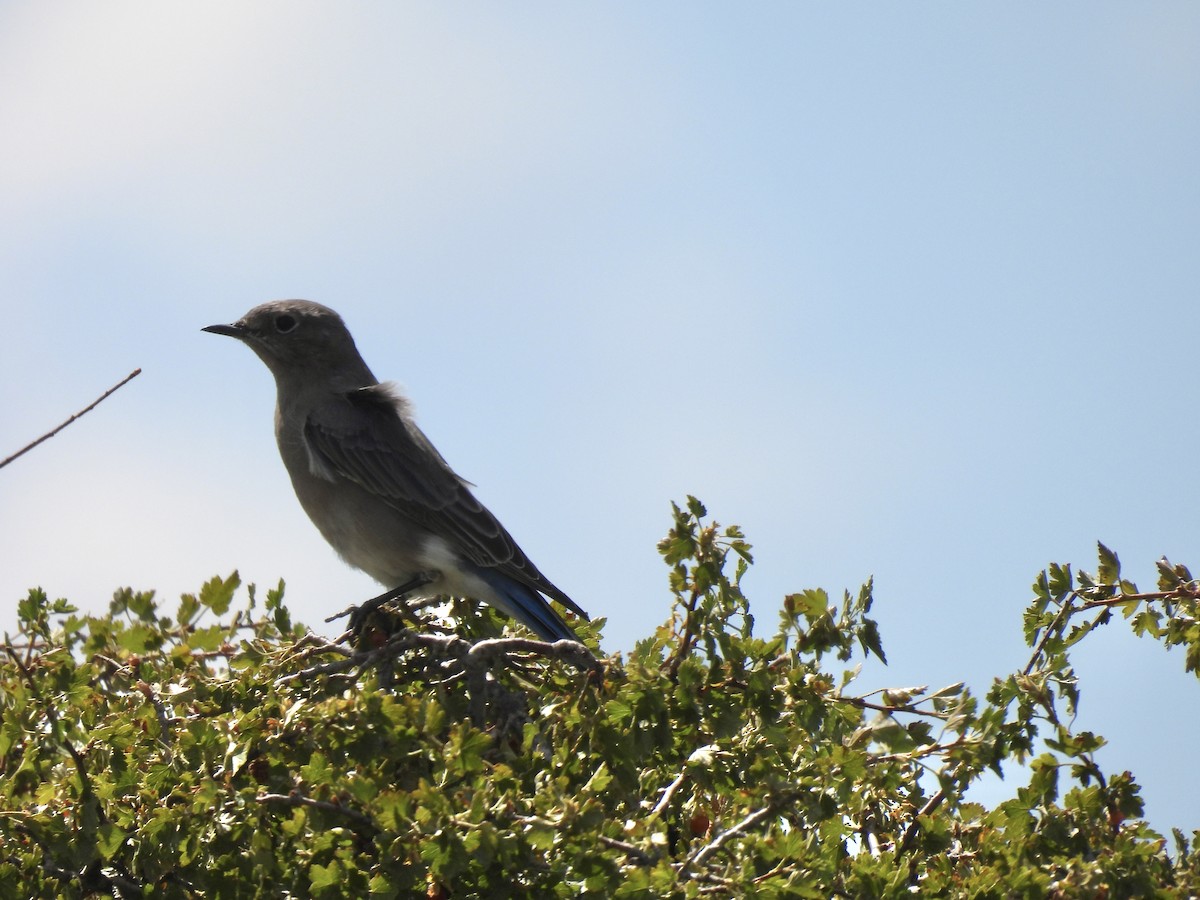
<box><xmin>683</xmin><ymin>802</ymin><xmax>780</xmax><ymax>873</ymax></box>
<box><xmin>466</xmin><ymin>635</ymin><xmax>599</xmax><ymax>672</ymax></box>
<box><xmin>1079</xmin><ymin>586</ymin><xmax>1199</xmax><ymax>609</ymax></box>
<box><xmin>279</xmin><ymin>628</ymin><xmax>598</xmax><ymax>684</ymax></box>
<box><xmin>650</xmin><ymin>769</ymin><xmax>688</xmax><ymax>818</ymax></box>
<box><xmin>751</xmin><ymin>860</ymin><xmax>794</xmax><ymax>884</ymax></box>
<box><xmin>897</xmin><ymin>786</ymin><xmax>950</xmax><ymax>857</ymax></box>
<box><xmin>597</xmin><ymin>834</ymin><xmax>654</xmax><ymax>866</ymax></box>
<box><xmin>696</xmin><ymin>879</ymin><xmax>736</xmax><ymax>894</ymax></box>
<box><xmin>256</xmin><ymin>792</ymin><xmax>378</xmax><ymax>831</ymax></box>
<box><xmin>135</xmin><ymin>681</ymin><xmax>177</xmax><ymax>748</ymax></box>
<box><xmin>874</xmin><ymin>737</ymin><xmax>972</xmax><ymax>765</ymax></box>
<box><xmin>1023</xmin><ymin>602</ymin><xmax>1076</xmax><ymax>676</ymax></box>
<box><xmin>25</xmin><ymin>838</ymin><xmax>148</xmax><ymax>900</ymax></box>
<box><xmin>0</xmin><ymin>368</ymin><xmax>141</xmax><ymax>470</ymax></box>
<box><xmin>841</xmin><ymin>695</ymin><xmax>952</xmax><ymax>721</ymax></box>
<box><xmin>513</xmin><ymin>814</ymin><xmax>655</xmax><ymax>867</ymax></box>
<box><xmin>663</xmin><ymin>584</ymin><xmax>703</xmax><ymax>683</ymax></box>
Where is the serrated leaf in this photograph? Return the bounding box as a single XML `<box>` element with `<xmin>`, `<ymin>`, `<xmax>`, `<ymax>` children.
<box><xmin>1097</xmin><ymin>542</ymin><xmax>1120</xmax><ymax>585</ymax></box>
<box><xmin>1048</xmin><ymin>562</ymin><xmax>1073</xmax><ymax>596</ymax></box>
<box><xmin>368</xmin><ymin>874</ymin><xmax>397</xmax><ymax>897</ymax></box>
<box><xmin>199</xmin><ymin>572</ymin><xmax>240</xmax><ymax>615</ymax></box>
<box><xmin>126</xmin><ymin>590</ymin><xmax>157</xmax><ymax>621</ymax></box>
<box><xmin>584</xmin><ymin>762</ymin><xmax>612</xmax><ymax>793</ymax></box>
<box><xmin>186</xmin><ymin>625</ymin><xmax>226</xmax><ymax>652</ymax></box>
<box><xmin>96</xmin><ymin>823</ymin><xmax>127</xmax><ymax>860</ymax></box>
<box><xmin>860</xmin><ymin>618</ymin><xmax>886</xmax><ymax>663</ymax></box>
<box><xmin>177</xmin><ymin>592</ymin><xmax>199</xmax><ymax>626</ymax></box>
<box><xmin>929</xmin><ymin>682</ymin><xmax>965</xmax><ymax>700</ymax></box>
<box><xmin>117</xmin><ymin>624</ymin><xmax>153</xmax><ymax>654</ymax></box>
<box><xmin>301</xmin><ymin>752</ymin><xmax>333</xmax><ymax>785</ymax></box>
<box><xmin>309</xmin><ymin>861</ymin><xmax>340</xmax><ymax>890</ymax></box>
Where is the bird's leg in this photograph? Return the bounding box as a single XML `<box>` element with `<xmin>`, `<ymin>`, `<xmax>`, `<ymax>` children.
<box><xmin>325</xmin><ymin>571</ymin><xmax>439</xmax><ymax>636</ymax></box>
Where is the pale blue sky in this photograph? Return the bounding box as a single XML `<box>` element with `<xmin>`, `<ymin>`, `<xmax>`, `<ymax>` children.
<box><xmin>2</xmin><ymin>4</ymin><xmax>1198</xmax><ymax>833</ymax></box>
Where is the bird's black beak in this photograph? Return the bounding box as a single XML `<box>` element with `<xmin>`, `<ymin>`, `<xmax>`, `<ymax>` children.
<box><xmin>202</xmin><ymin>322</ymin><xmax>246</xmax><ymax>339</ymax></box>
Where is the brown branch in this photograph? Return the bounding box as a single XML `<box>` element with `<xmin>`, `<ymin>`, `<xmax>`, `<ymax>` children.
<box><xmin>0</xmin><ymin>368</ymin><xmax>141</xmax><ymax>470</ymax></box>
<box><xmin>841</xmin><ymin>695</ymin><xmax>952</xmax><ymax>721</ymax></box>
<box><xmin>597</xmin><ymin>835</ymin><xmax>654</xmax><ymax>866</ymax></box>
<box><xmin>513</xmin><ymin>814</ymin><xmax>655</xmax><ymax>867</ymax></box>
<box><xmin>278</xmin><ymin>628</ymin><xmax>599</xmax><ymax>684</ymax></box>
<box><xmin>873</xmin><ymin>735</ymin><xmax>971</xmax><ymax>765</ymax></box>
<box><xmin>1078</xmin><ymin>585</ymin><xmax>1198</xmax><ymax>609</ymax></box>
<box><xmin>256</xmin><ymin>792</ymin><xmax>378</xmax><ymax>832</ymax></box>
<box><xmin>663</xmin><ymin>584</ymin><xmax>703</xmax><ymax>682</ymax></box>
<box><xmin>1022</xmin><ymin>582</ymin><xmax>1197</xmax><ymax>676</ymax></box>
<box><xmin>466</xmin><ymin>635</ymin><xmax>599</xmax><ymax>673</ymax></box>
<box><xmin>1023</xmin><ymin>602</ymin><xmax>1077</xmax><ymax>676</ymax></box>
<box><xmin>897</xmin><ymin>786</ymin><xmax>950</xmax><ymax>857</ymax></box>
<box><xmin>752</xmin><ymin>860</ymin><xmax>795</xmax><ymax>884</ymax></box>
<box><xmin>682</xmin><ymin>801</ymin><xmax>781</xmax><ymax>873</ymax></box>
<box><xmin>650</xmin><ymin>769</ymin><xmax>688</xmax><ymax>818</ymax></box>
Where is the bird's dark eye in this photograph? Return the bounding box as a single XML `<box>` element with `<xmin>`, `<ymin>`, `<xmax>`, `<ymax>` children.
<box><xmin>275</xmin><ymin>314</ymin><xmax>297</xmax><ymax>334</ymax></box>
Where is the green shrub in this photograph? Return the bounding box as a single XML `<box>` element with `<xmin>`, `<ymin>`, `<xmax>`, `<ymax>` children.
<box><xmin>2</xmin><ymin>498</ymin><xmax>1198</xmax><ymax>898</ymax></box>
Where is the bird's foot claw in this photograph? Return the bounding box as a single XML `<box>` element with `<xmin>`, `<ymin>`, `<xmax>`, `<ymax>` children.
<box><xmin>334</xmin><ymin>572</ymin><xmax>439</xmax><ymax>643</ymax></box>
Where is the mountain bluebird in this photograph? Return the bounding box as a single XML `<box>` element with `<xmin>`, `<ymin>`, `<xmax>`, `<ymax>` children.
<box><xmin>203</xmin><ymin>300</ymin><xmax>588</xmax><ymax>643</ymax></box>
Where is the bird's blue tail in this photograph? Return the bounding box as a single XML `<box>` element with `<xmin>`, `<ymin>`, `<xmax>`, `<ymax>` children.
<box><xmin>474</xmin><ymin>568</ymin><xmax>580</xmax><ymax>642</ymax></box>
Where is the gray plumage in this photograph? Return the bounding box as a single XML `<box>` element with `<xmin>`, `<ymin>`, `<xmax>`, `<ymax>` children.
<box><xmin>203</xmin><ymin>299</ymin><xmax>587</xmax><ymax>642</ymax></box>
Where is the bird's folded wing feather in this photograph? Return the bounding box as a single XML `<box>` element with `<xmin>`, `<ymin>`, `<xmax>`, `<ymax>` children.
<box><xmin>302</xmin><ymin>383</ymin><xmax>586</xmax><ymax>618</ymax></box>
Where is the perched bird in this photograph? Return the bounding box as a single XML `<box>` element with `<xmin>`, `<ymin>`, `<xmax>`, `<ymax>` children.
<box><xmin>203</xmin><ymin>300</ymin><xmax>588</xmax><ymax>642</ymax></box>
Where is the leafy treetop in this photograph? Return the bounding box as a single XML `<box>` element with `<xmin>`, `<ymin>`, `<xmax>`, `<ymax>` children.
<box><xmin>2</xmin><ymin>498</ymin><xmax>1199</xmax><ymax>898</ymax></box>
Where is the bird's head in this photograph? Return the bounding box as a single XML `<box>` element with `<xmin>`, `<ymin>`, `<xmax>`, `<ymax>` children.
<box><xmin>204</xmin><ymin>300</ymin><xmax>375</xmax><ymax>388</ymax></box>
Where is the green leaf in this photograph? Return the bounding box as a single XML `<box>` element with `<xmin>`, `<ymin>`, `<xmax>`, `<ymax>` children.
<box><xmin>310</xmin><ymin>861</ymin><xmax>340</xmax><ymax>891</ymax></box>
<box><xmin>177</xmin><ymin>592</ymin><xmax>200</xmax><ymax>626</ymax></box>
<box><xmin>125</xmin><ymin>589</ymin><xmax>158</xmax><ymax>621</ymax></box>
<box><xmin>584</xmin><ymin>762</ymin><xmax>612</xmax><ymax>793</ymax></box>
<box><xmin>368</xmin><ymin>874</ymin><xmax>398</xmax><ymax>897</ymax></box>
<box><xmin>1097</xmin><ymin>542</ymin><xmax>1120</xmax><ymax>585</ymax></box>
<box><xmin>96</xmin><ymin>823</ymin><xmax>127</xmax><ymax>860</ymax></box>
<box><xmin>186</xmin><ymin>624</ymin><xmax>226</xmax><ymax>652</ymax></box>
<box><xmin>1048</xmin><ymin>562</ymin><xmax>1073</xmax><ymax>596</ymax></box>
<box><xmin>117</xmin><ymin>624</ymin><xmax>154</xmax><ymax>654</ymax></box>
<box><xmin>859</xmin><ymin>618</ymin><xmax>887</xmax><ymax>664</ymax></box>
<box><xmin>199</xmin><ymin>572</ymin><xmax>241</xmax><ymax>615</ymax></box>
<box><xmin>301</xmin><ymin>751</ymin><xmax>333</xmax><ymax>785</ymax></box>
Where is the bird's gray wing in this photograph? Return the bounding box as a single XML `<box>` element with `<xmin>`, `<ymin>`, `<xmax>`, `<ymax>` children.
<box><xmin>303</xmin><ymin>383</ymin><xmax>586</xmax><ymax>618</ymax></box>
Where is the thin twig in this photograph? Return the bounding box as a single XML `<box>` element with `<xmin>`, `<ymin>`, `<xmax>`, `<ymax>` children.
<box><xmin>683</xmin><ymin>803</ymin><xmax>780</xmax><ymax>872</ymax></box>
<box><xmin>651</xmin><ymin>769</ymin><xmax>688</xmax><ymax>818</ymax></box>
<box><xmin>842</xmin><ymin>696</ymin><xmax>952</xmax><ymax>720</ymax></box>
<box><xmin>135</xmin><ymin>681</ymin><xmax>177</xmax><ymax>748</ymax></box>
<box><xmin>873</xmin><ymin>735</ymin><xmax>971</xmax><ymax>765</ymax></box>
<box><xmin>1023</xmin><ymin>602</ymin><xmax>1075</xmax><ymax>676</ymax></box>
<box><xmin>26</xmin><ymin>837</ymin><xmax>148</xmax><ymax>900</ymax></box>
<box><xmin>278</xmin><ymin>628</ymin><xmax>599</xmax><ymax>684</ymax></box>
<box><xmin>664</xmin><ymin>584</ymin><xmax>703</xmax><ymax>682</ymax></box>
<box><xmin>0</xmin><ymin>369</ymin><xmax>141</xmax><ymax>470</ymax></box>
<box><xmin>597</xmin><ymin>835</ymin><xmax>654</xmax><ymax>866</ymax></box>
<box><xmin>1079</xmin><ymin>586</ymin><xmax>1198</xmax><ymax>609</ymax></box>
<box><xmin>256</xmin><ymin>792</ymin><xmax>378</xmax><ymax>831</ymax></box>
<box><xmin>896</xmin><ymin>787</ymin><xmax>949</xmax><ymax>857</ymax></box>
<box><xmin>752</xmin><ymin>860</ymin><xmax>794</xmax><ymax>884</ymax></box>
